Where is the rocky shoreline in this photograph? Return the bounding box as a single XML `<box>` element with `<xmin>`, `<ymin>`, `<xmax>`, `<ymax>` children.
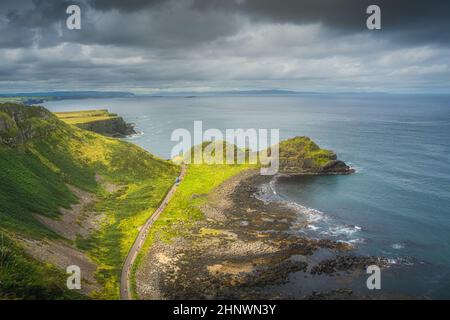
<box><xmin>75</xmin><ymin>116</ymin><xmax>137</xmax><ymax>138</ymax></box>
<box><xmin>136</xmin><ymin>169</ymin><xmax>392</xmax><ymax>300</ymax></box>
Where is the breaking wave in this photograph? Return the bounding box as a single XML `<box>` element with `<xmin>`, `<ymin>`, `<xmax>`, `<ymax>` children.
<box><xmin>391</xmin><ymin>243</ymin><xmax>405</xmax><ymax>250</ymax></box>
<box><xmin>254</xmin><ymin>178</ymin><xmax>364</xmax><ymax>244</ymax></box>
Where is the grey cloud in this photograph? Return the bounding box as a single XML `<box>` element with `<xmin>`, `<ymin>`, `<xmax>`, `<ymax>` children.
<box><xmin>65</xmin><ymin>2</ymin><xmax>244</xmax><ymax>49</ymax></box>
<box><xmin>0</xmin><ymin>0</ymin><xmax>245</xmax><ymax>49</ymax></box>
<box><xmin>192</xmin><ymin>0</ymin><xmax>450</xmax><ymax>45</ymax></box>
<box><xmin>2</xmin><ymin>0</ymin><xmax>450</xmax><ymax>50</ymax></box>
<box><xmin>0</xmin><ymin>0</ymin><xmax>75</xmax><ymax>48</ymax></box>
<box><xmin>0</xmin><ymin>0</ymin><xmax>449</xmax><ymax>93</ymax></box>
<box><xmin>87</xmin><ymin>0</ymin><xmax>166</xmax><ymax>12</ymax></box>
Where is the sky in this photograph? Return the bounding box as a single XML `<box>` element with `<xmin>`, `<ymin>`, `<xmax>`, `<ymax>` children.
<box><xmin>1</xmin><ymin>0</ymin><xmax>450</xmax><ymax>94</ymax></box>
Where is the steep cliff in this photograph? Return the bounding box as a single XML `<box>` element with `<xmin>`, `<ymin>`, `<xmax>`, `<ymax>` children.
<box><xmin>55</xmin><ymin>109</ymin><xmax>137</xmax><ymax>137</ymax></box>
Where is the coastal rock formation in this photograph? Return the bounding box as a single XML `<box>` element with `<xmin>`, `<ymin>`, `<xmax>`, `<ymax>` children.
<box><xmin>320</xmin><ymin>159</ymin><xmax>354</xmax><ymax>174</ymax></box>
<box><xmin>310</xmin><ymin>256</ymin><xmax>389</xmax><ymax>275</ymax></box>
<box><xmin>0</xmin><ymin>103</ymin><xmax>57</xmax><ymax>146</ymax></box>
<box><xmin>135</xmin><ymin>170</ymin><xmax>379</xmax><ymax>300</ymax></box>
<box><xmin>55</xmin><ymin>109</ymin><xmax>137</xmax><ymax>138</ymax></box>
<box><xmin>75</xmin><ymin>116</ymin><xmax>136</xmax><ymax>138</ymax></box>
<box><xmin>275</xmin><ymin>136</ymin><xmax>354</xmax><ymax>175</ymax></box>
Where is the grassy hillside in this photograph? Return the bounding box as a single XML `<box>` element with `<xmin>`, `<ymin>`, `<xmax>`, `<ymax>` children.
<box><xmin>174</xmin><ymin>137</ymin><xmax>339</xmax><ymax>172</ymax></box>
<box><xmin>0</xmin><ymin>96</ymin><xmax>53</xmax><ymax>105</ymax></box>
<box><xmin>0</xmin><ymin>103</ymin><xmax>178</xmax><ymax>299</ymax></box>
<box><xmin>0</xmin><ymin>233</ymin><xmax>85</xmax><ymax>300</ymax></box>
<box><xmin>174</xmin><ymin>140</ymin><xmax>251</xmax><ymax>165</ymax></box>
<box><xmin>54</xmin><ymin>109</ymin><xmax>119</xmax><ymax>125</ymax></box>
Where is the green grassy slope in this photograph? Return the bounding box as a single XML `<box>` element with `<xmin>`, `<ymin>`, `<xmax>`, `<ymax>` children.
<box><xmin>0</xmin><ymin>103</ymin><xmax>179</xmax><ymax>299</ymax></box>
<box><xmin>0</xmin><ymin>233</ymin><xmax>86</xmax><ymax>300</ymax></box>
<box><xmin>54</xmin><ymin>109</ymin><xmax>119</xmax><ymax>125</ymax></box>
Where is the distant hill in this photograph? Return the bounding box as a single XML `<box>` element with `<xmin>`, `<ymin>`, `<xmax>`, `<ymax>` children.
<box><xmin>141</xmin><ymin>89</ymin><xmax>311</xmax><ymax>97</ymax></box>
<box><xmin>0</xmin><ymin>91</ymin><xmax>135</xmax><ymax>104</ymax></box>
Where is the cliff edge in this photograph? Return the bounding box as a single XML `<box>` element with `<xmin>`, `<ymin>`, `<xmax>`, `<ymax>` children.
<box><xmin>55</xmin><ymin>109</ymin><xmax>137</xmax><ymax>138</ymax></box>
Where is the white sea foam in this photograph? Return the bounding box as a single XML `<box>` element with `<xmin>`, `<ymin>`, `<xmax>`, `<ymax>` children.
<box><xmin>387</xmin><ymin>258</ymin><xmax>414</xmax><ymax>266</ymax></box>
<box><xmin>328</xmin><ymin>225</ymin><xmax>362</xmax><ymax>236</ymax></box>
<box><xmin>284</xmin><ymin>201</ymin><xmax>327</xmax><ymax>223</ymax></box>
<box><xmin>254</xmin><ymin>180</ymin><xmax>364</xmax><ymax>245</ymax></box>
<box><xmin>391</xmin><ymin>243</ymin><xmax>405</xmax><ymax>250</ymax></box>
<box><xmin>349</xmin><ymin>164</ymin><xmax>361</xmax><ymax>173</ymax></box>
<box><xmin>269</xmin><ymin>179</ymin><xmax>277</xmax><ymax>195</ymax></box>
<box><xmin>347</xmin><ymin>238</ymin><xmax>365</xmax><ymax>244</ymax></box>
<box><xmin>126</xmin><ymin>130</ymin><xmax>144</xmax><ymax>139</ymax></box>
<box><xmin>337</xmin><ymin>238</ymin><xmax>365</xmax><ymax>245</ymax></box>
<box><xmin>382</xmin><ymin>256</ymin><xmax>414</xmax><ymax>266</ymax></box>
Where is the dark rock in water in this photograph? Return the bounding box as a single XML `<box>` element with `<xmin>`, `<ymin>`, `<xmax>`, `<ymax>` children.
<box><xmin>306</xmin><ymin>288</ymin><xmax>354</xmax><ymax>300</ymax></box>
<box><xmin>75</xmin><ymin>117</ymin><xmax>137</xmax><ymax>138</ymax></box>
<box><xmin>310</xmin><ymin>255</ymin><xmax>389</xmax><ymax>275</ymax></box>
<box><xmin>320</xmin><ymin>160</ymin><xmax>355</xmax><ymax>174</ymax></box>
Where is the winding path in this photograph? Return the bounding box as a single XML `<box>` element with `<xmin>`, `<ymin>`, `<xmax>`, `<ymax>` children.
<box><xmin>120</xmin><ymin>165</ymin><xmax>187</xmax><ymax>300</ymax></box>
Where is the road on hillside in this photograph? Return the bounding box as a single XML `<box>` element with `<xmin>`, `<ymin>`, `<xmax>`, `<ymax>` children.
<box><xmin>120</xmin><ymin>165</ymin><xmax>187</xmax><ymax>300</ymax></box>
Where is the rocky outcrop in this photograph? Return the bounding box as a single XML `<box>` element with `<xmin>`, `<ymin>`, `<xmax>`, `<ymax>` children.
<box><xmin>0</xmin><ymin>103</ymin><xmax>58</xmax><ymax>146</ymax></box>
<box><xmin>310</xmin><ymin>255</ymin><xmax>389</xmax><ymax>275</ymax></box>
<box><xmin>75</xmin><ymin>117</ymin><xmax>136</xmax><ymax>138</ymax></box>
<box><xmin>319</xmin><ymin>159</ymin><xmax>354</xmax><ymax>174</ymax></box>
<box><xmin>276</xmin><ymin>136</ymin><xmax>354</xmax><ymax>175</ymax></box>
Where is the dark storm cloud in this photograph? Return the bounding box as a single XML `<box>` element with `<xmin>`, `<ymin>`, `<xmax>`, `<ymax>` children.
<box><xmin>0</xmin><ymin>0</ymin><xmax>450</xmax><ymax>93</ymax></box>
<box><xmin>0</xmin><ymin>0</ymin><xmax>75</xmax><ymax>48</ymax></box>
<box><xmin>0</xmin><ymin>0</ymin><xmax>244</xmax><ymax>49</ymax></box>
<box><xmin>192</xmin><ymin>0</ymin><xmax>450</xmax><ymax>44</ymax></box>
<box><xmin>1</xmin><ymin>0</ymin><xmax>450</xmax><ymax>49</ymax></box>
<box><xmin>87</xmin><ymin>0</ymin><xmax>166</xmax><ymax>12</ymax></box>
<box><xmin>84</xmin><ymin>0</ymin><xmax>450</xmax><ymax>46</ymax></box>
<box><xmin>0</xmin><ymin>0</ymin><xmax>75</xmax><ymax>33</ymax></box>
<box><xmin>68</xmin><ymin>1</ymin><xmax>243</xmax><ymax>49</ymax></box>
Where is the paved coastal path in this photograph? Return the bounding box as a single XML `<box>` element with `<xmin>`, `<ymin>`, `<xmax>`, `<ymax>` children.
<box><xmin>120</xmin><ymin>165</ymin><xmax>187</xmax><ymax>300</ymax></box>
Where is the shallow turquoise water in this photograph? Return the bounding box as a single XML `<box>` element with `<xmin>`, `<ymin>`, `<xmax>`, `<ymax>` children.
<box><xmin>45</xmin><ymin>94</ymin><xmax>450</xmax><ymax>298</ymax></box>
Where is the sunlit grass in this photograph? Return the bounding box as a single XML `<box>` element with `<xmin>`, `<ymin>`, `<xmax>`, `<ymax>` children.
<box><xmin>55</xmin><ymin>109</ymin><xmax>119</xmax><ymax>125</ymax></box>
<box><xmin>131</xmin><ymin>163</ymin><xmax>254</xmax><ymax>298</ymax></box>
